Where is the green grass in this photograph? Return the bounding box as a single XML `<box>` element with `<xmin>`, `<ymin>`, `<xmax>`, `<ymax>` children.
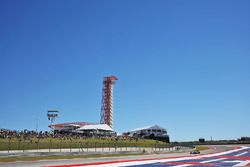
<box><xmin>195</xmin><ymin>146</ymin><xmax>210</xmax><ymax>151</ymax></box>
<box><xmin>0</xmin><ymin>137</ymin><xmax>167</xmax><ymax>151</ymax></box>
<box><xmin>0</xmin><ymin>153</ymin><xmax>144</xmax><ymax>162</ymax></box>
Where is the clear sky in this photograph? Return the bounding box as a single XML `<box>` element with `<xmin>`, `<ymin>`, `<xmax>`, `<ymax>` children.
<box><xmin>0</xmin><ymin>0</ymin><xmax>249</xmax><ymax>141</ymax></box>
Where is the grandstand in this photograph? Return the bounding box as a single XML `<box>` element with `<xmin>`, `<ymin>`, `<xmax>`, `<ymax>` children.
<box><xmin>124</xmin><ymin>125</ymin><xmax>170</xmax><ymax>143</ymax></box>
<box><xmin>49</xmin><ymin>122</ymin><xmax>115</xmax><ymax>137</ymax></box>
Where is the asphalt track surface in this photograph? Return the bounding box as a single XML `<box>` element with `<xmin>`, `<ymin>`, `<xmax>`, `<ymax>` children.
<box><xmin>1</xmin><ymin>145</ymin><xmax>250</xmax><ymax>167</ymax></box>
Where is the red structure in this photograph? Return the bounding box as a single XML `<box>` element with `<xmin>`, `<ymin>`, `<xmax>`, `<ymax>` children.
<box><xmin>100</xmin><ymin>76</ymin><xmax>118</xmax><ymax>128</ymax></box>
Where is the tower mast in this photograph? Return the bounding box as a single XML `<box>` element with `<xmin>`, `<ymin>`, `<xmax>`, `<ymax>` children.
<box><xmin>100</xmin><ymin>76</ymin><xmax>118</xmax><ymax>128</ymax></box>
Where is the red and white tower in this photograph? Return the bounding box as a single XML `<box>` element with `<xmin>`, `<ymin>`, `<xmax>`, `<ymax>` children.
<box><xmin>100</xmin><ymin>76</ymin><xmax>118</xmax><ymax>128</ymax></box>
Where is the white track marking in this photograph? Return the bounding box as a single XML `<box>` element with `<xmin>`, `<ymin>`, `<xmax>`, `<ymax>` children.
<box><xmin>235</xmin><ymin>151</ymin><xmax>248</xmax><ymax>157</ymax></box>
<box><xmin>197</xmin><ymin>146</ymin><xmax>249</xmax><ymax>158</ymax></box>
<box><xmin>224</xmin><ymin>160</ymin><xmax>243</xmax><ymax>163</ymax></box>
<box><xmin>233</xmin><ymin>160</ymin><xmax>250</xmax><ymax>166</ymax></box>
<box><xmin>201</xmin><ymin>158</ymin><xmax>226</xmax><ymax>163</ymax></box>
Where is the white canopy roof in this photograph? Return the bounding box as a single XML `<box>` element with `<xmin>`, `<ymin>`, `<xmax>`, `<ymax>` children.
<box><xmin>130</xmin><ymin>125</ymin><xmax>165</xmax><ymax>132</ymax></box>
<box><xmin>77</xmin><ymin>124</ymin><xmax>113</xmax><ymax>131</ymax></box>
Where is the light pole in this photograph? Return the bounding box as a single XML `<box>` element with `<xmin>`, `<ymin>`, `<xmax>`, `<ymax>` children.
<box><xmin>47</xmin><ymin>110</ymin><xmax>59</xmax><ymax>134</ymax></box>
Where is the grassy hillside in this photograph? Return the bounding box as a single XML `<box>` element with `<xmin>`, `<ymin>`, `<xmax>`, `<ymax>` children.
<box><xmin>0</xmin><ymin>137</ymin><xmax>167</xmax><ymax>151</ymax></box>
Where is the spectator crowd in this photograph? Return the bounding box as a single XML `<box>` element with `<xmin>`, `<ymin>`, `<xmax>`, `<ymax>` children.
<box><xmin>0</xmin><ymin>128</ymin><xmax>52</xmax><ymax>139</ymax></box>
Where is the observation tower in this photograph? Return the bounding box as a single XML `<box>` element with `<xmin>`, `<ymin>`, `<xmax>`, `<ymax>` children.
<box><xmin>100</xmin><ymin>76</ymin><xmax>118</xmax><ymax>128</ymax></box>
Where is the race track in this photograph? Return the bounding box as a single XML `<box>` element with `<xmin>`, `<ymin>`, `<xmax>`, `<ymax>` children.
<box><xmin>44</xmin><ymin>146</ymin><xmax>250</xmax><ymax>167</ymax></box>
<box><xmin>1</xmin><ymin>145</ymin><xmax>250</xmax><ymax>167</ymax></box>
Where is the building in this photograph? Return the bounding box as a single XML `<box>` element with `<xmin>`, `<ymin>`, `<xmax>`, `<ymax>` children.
<box><xmin>199</xmin><ymin>138</ymin><xmax>205</xmax><ymax>143</ymax></box>
<box><xmin>49</xmin><ymin>122</ymin><xmax>115</xmax><ymax>137</ymax></box>
<box><xmin>76</xmin><ymin>124</ymin><xmax>115</xmax><ymax>137</ymax></box>
<box><xmin>49</xmin><ymin>122</ymin><xmax>92</xmax><ymax>133</ymax></box>
<box><xmin>124</xmin><ymin>125</ymin><xmax>170</xmax><ymax>143</ymax></box>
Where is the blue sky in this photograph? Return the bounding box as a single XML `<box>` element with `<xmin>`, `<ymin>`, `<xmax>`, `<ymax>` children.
<box><xmin>0</xmin><ymin>0</ymin><xmax>249</xmax><ymax>141</ymax></box>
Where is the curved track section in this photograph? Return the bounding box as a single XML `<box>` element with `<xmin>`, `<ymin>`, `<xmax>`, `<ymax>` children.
<box><xmin>44</xmin><ymin>146</ymin><xmax>250</xmax><ymax>167</ymax></box>
<box><xmin>1</xmin><ymin>145</ymin><xmax>249</xmax><ymax>167</ymax></box>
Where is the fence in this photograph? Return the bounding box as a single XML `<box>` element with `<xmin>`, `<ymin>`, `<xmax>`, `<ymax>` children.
<box><xmin>0</xmin><ymin>139</ymin><xmax>191</xmax><ymax>154</ymax></box>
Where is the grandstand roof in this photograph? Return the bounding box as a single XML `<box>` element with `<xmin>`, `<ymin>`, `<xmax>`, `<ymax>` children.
<box><xmin>130</xmin><ymin>125</ymin><xmax>166</xmax><ymax>132</ymax></box>
<box><xmin>49</xmin><ymin>122</ymin><xmax>94</xmax><ymax>129</ymax></box>
<box><xmin>77</xmin><ymin>124</ymin><xmax>113</xmax><ymax>131</ymax></box>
